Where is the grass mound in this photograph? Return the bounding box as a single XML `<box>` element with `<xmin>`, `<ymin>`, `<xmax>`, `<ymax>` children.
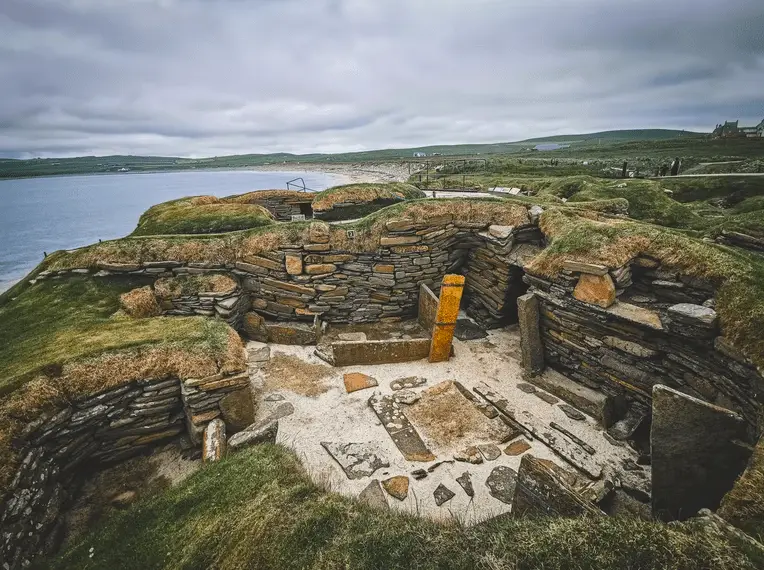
<box><xmin>44</xmin><ymin>444</ymin><xmax>758</xmax><ymax>570</ymax></box>
<box><xmin>132</xmin><ymin>197</ymin><xmax>275</xmax><ymax>236</ymax></box>
<box><xmin>154</xmin><ymin>274</ymin><xmax>237</xmax><ymax>299</ymax></box>
<box><xmin>0</xmin><ymin>275</ymin><xmax>244</xmax><ymax>490</ymax></box>
<box><xmin>719</xmin><ymin>438</ymin><xmax>764</xmax><ymax>542</ymax></box>
<box><xmin>312</xmin><ymin>182</ymin><xmax>425</xmax><ymax>213</ymax></box>
<box><xmin>119</xmin><ymin>285</ymin><xmax>161</xmax><ymax>318</ymax></box>
<box><xmin>222</xmin><ymin>189</ymin><xmax>312</xmax><ymax>204</ymax></box>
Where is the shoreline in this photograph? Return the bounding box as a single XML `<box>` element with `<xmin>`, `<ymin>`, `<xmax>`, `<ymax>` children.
<box><xmin>0</xmin><ymin>162</ymin><xmax>413</xmax><ymax>184</ymax></box>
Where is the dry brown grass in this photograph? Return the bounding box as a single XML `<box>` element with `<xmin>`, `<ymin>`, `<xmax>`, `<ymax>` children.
<box><xmin>154</xmin><ymin>274</ymin><xmax>237</xmax><ymax>299</ymax></box>
<box><xmin>404</xmin><ymin>381</ymin><xmax>507</xmax><ymax>450</ymax></box>
<box><xmin>262</xmin><ymin>353</ymin><xmax>332</xmax><ymax>397</ymax></box>
<box><xmin>189</xmin><ymin>196</ymin><xmax>220</xmax><ymax>206</ymax></box>
<box><xmin>718</xmin><ymin>437</ymin><xmax>764</xmax><ymax>541</ymax></box>
<box><xmin>119</xmin><ymin>286</ymin><xmax>161</xmax><ymax>318</ymax></box>
<box><xmin>224</xmin><ymin>190</ymin><xmax>312</xmax><ymax>204</ymax></box>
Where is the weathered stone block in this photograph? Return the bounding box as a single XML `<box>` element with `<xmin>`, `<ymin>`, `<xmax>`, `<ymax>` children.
<box><xmin>573</xmin><ymin>273</ymin><xmax>616</xmax><ymax>308</ymax></box>
<box><xmin>219</xmin><ymin>386</ymin><xmax>256</xmax><ymax>432</ymax></box>
<box><xmin>518</xmin><ymin>293</ymin><xmax>544</xmax><ymax>375</ymax></box>
<box><xmin>563</xmin><ymin>260</ymin><xmax>609</xmax><ymax>276</ymax></box>
<box><xmin>203</xmin><ymin>418</ymin><xmax>226</xmax><ymax>463</ymax></box>
<box><xmin>529</xmin><ymin>369</ymin><xmax>614</xmax><ymax>427</ymax></box>
<box><xmin>512</xmin><ymin>454</ymin><xmax>604</xmax><ymax>517</ymax></box>
<box><xmin>309</xmin><ymin>221</ymin><xmax>330</xmax><ymax>243</ymax></box>
<box><xmin>285</xmin><ymin>254</ymin><xmax>303</xmax><ymax>275</ymax></box>
<box><xmin>651</xmin><ymin>384</ymin><xmax>751</xmax><ymax>521</ymax></box>
<box><xmin>380</xmin><ymin>236</ymin><xmax>421</xmax><ymax>246</ymax></box>
<box><xmin>305</xmin><ymin>263</ymin><xmax>336</xmax><ymax>275</ymax></box>
<box><xmin>228</xmin><ymin>420</ymin><xmax>278</xmax><ymax>451</ymax></box>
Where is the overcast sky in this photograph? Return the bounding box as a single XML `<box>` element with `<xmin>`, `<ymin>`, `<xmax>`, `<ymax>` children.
<box><xmin>0</xmin><ymin>0</ymin><xmax>762</xmax><ymax>158</ymax></box>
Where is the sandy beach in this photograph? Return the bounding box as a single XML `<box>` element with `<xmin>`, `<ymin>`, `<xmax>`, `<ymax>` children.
<box><xmin>247</xmin><ymin>161</ymin><xmax>415</xmax><ymax>184</ymax></box>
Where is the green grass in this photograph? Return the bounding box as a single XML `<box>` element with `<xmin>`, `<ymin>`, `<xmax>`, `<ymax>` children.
<box><xmin>0</xmin><ymin>276</ymin><xmax>230</xmax><ymax>396</ymax></box>
<box><xmin>132</xmin><ymin>197</ymin><xmax>275</xmax><ymax>236</ymax></box>
<box><xmin>42</xmin><ymin>444</ymin><xmax>758</xmax><ymax>570</ymax></box>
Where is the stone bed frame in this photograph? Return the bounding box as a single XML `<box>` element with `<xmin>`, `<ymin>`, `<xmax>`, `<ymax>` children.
<box><xmin>5</xmin><ymin>207</ymin><xmax>764</xmax><ymax>566</ymax></box>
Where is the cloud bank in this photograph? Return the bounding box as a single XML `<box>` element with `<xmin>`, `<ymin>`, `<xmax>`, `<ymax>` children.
<box><xmin>1</xmin><ymin>0</ymin><xmax>762</xmax><ymax>158</ymax></box>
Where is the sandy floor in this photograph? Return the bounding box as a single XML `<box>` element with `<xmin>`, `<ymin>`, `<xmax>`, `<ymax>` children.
<box><xmin>251</xmin><ymin>324</ymin><xmax>643</xmax><ymax>524</ymax></box>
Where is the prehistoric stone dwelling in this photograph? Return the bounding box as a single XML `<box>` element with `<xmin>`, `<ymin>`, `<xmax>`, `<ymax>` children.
<box><xmin>2</xmin><ymin>189</ymin><xmax>764</xmax><ymax>567</ymax></box>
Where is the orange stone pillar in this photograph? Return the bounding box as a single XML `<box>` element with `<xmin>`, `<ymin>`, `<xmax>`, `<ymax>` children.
<box><xmin>428</xmin><ymin>274</ymin><xmax>465</xmax><ymax>362</ymax></box>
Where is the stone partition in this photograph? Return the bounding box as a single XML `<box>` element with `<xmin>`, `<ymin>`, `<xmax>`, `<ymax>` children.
<box><xmin>525</xmin><ymin>261</ymin><xmax>763</xmax><ymax>430</ymax></box>
<box><xmin>1</xmin><ymin>370</ymin><xmax>252</xmax><ymax>568</ymax></box>
<box><xmin>236</xmin><ymin>190</ymin><xmax>313</xmax><ymax>221</ymax></box>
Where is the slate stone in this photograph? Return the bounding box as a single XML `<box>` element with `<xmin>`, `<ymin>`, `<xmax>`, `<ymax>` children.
<box><xmin>264</xmin><ymin>393</ymin><xmax>285</xmax><ymax>402</ymax></box>
<box><xmin>517</xmin><ymin>383</ymin><xmax>537</xmax><ymax>394</ymax></box>
<box><xmin>456</xmin><ymin>472</ymin><xmax>475</xmax><ymax>497</ymax></box>
<box><xmin>504</xmin><ymin>439</ymin><xmax>532</xmax><ymax>456</ymax></box>
<box><xmin>228</xmin><ymin>420</ymin><xmax>278</xmax><ymax>451</ymax></box>
<box><xmin>486</xmin><ymin>466</ymin><xmax>517</xmax><ymax>504</ymax></box>
<box><xmin>359</xmin><ymin>479</ymin><xmax>389</xmax><ymax>509</ymax></box>
<box><xmin>454</xmin><ymin>318</ymin><xmax>488</xmax><ymax>340</ymax></box>
<box><xmin>390</xmin><ymin>376</ymin><xmax>427</xmax><ymax>391</ymax></box>
<box><xmin>321</xmin><ymin>442</ymin><xmax>390</xmax><ymax>480</ymax></box>
<box><xmin>558</xmin><ymin>404</ymin><xmax>586</xmax><ymax>421</ymax></box>
<box><xmin>382</xmin><ymin>476</ymin><xmax>409</xmax><ymax>501</ymax></box>
<box><xmin>411</xmin><ymin>469</ymin><xmax>428</xmax><ymax>480</ymax></box>
<box><xmin>573</xmin><ymin>273</ymin><xmax>616</xmax><ymax>308</ymax></box>
<box><xmin>343</xmin><ymin>372</ymin><xmax>378</xmax><ymax>393</ymax></box>
<box><xmin>667</xmin><ymin>303</ymin><xmax>718</xmax><ymax>328</ymax></box>
<box><xmin>368</xmin><ymin>393</ymin><xmax>435</xmax><ymax>462</ymax></box>
<box><xmin>534</xmin><ymin>391</ymin><xmax>559</xmax><ymax>405</ymax></box>
<box><xmin>393</xmin><ymin>389</ymin><xmax>420</xmax><ymax>405</ymax></box>
<box><xmin>477</xmin><ymin>444</ymin><xmax>501</xmax><ymax>461</ymax></box>
<box><xmin>427</xmin><ymin>460</ymin><xmax>454</xmax><ymax>473</ymax></box>
<box><xmin>517</xmin><ymin>293</ymin><xmax>544</xmax><ymax>374</ymax></box>
<box><xmin>434</xmin><ymin>483</ymin><xmax>456</xmax><ymax>506</ymax></box>
<box><xmin>651</xmin><ymin>385</ymin><xmax>750</xmax><ymax>521</ymax></box>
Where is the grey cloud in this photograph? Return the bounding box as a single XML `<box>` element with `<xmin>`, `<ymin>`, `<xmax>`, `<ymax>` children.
<box><xmin>0</xmin><ymin>0</ymin><xmax>762</xmax><ymax>158</ymax></box>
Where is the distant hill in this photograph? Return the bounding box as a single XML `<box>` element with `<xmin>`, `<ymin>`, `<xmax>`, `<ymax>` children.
<box><xmin>518</xmin><ymin>129</ymin><xmax>705</xmax><ymax>144</ymax></box>
<box><xmin>0</xmin><ymin>129</ymin><xmax>712</xmax><ymax>179</ymax></box>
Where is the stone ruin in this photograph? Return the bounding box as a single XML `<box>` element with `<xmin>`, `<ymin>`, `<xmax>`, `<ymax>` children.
<box><xmin>3</xmin><ymin>204</ymin><xmax>764</xmax><ymax>567</ymax></box>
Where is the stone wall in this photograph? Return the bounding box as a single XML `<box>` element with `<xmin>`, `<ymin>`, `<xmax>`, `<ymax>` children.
<box><xmin>1</xmin><ymin>371</ymin><xmax>252</xmax><ymax>569</ymax></box>
<box><xmin>158</xmin><ymin>285</ymin><xmax>248</xmax><ymax>329</ymax></box>
<box><xmin>244</xmin><ymin>192</ymin><xmax>313</xmax><ymax>221</ymax></box>
<box><xmin>312</xmin><ymin>198</ymin><xmax>404</xmax><ymax>222</ymax></box>
<box><xmin>525</xmin><ymin>261</ymin><xmax>763</xmax><ymax>430</ymax></box>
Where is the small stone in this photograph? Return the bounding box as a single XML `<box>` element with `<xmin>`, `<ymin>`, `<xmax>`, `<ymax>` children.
<box><xmin>454</xmin><ymin>446</ymin><xmax>483</xmax><ymax>464</ymax></box>
<box><xmin>343</xmin><ymin>372</ymin><xmax>378</xmax><ymax>393</ymax></box>
<box><xmin>434</xmin><ymin>484</ymin><xmax>456</xmax><ymax>506</ymax></box>
<box><xmin>477</xmin><ymin>444</ymin><xmax>501</xmax><ymax>461</ymax></box>
<box><xmin>359</xmin><ymin>479</ymin><xmax>389</xmax><ymax>509</ymax></box>
<box><xmin>411</xmin><ymin>469</ymin><xmax>428</xmax><ymax>480</ymax></box>
<box><xmin>264</xmin><ymin>393</ymin><xmax>285</xmax><ymax>402</ymax></box>
<box><xmin>573</xmin><ymin>273</ymin><xmax>616</xmax><ymax>308</ymax></box>
<box><xmin>504</xmin><ymin>439</ymin><xmax>532</xmax><ymax>456</ymax></box>
<box><xmin>517</xmin><ymin>383</ymin><xmax>537</xmax><ymax>394</ymax></box>
<box><xmin>109</xmin><ymin>490</ymin><xmax>137</xmax><ymax>509</ymax></box>
<box><xmin>456</xmin><ymin>472</ymin><xmax>474</xmax><ymax>497</ymax></box>
<box><xmin>486</xmin><ymin>466</ymin><xmax>518</xmax><ymax>504</ymax></box>
<box><xmin>393</xmin><ymin>389</ymin><xmax>420</xmax><ymax>405</ymax></box>
<box><xmin>382</xmin><ymin>476</ymin><xmax>410</xmax><ymax>501</ymax></box>
<box><xmin>203</xmin><ymin>419</ymin><xmax>226</xmax><ymax>463</ymax></box>
<box><xmin>427</xmin><ymin>460</ymin><xmax>454</xmax><ymax>473</ymax></box>
<box><xmin>390</xmin><ymin>376</ymin><xmax>427</xmax><ymax>391</ymax></box>
<box><xmin>559</xmin><ymin>404</ymin><xmax>586</xmax><ymax>421</ymax></box>
<box><xmin>305</xmin><ymin>263</ymin><xmax>337</xmax><ymax>275</ymax></box>
<box><xmin>667</xmin><ymin>303</ymin><xmax>718</xmax><ymax>328</ymax></box>
<box><xmin>534</xmin><ymin>391</ymin><xmax>559</xmax><ymax>405</ymax></box>
<box><xmin>488</xmin><ymin>225</ymin><xmax>514</xmax><ymax>239</ymax></box>
<box><xmin>454</xmin><ymin>319</ymin><xmax>488</xmax><ymax>340</ymax></box>
<box><xmin>285</xmin><ymin>254</ymin><xmax>303</xmax><ymax>275</ymax></box>
<box><xmin>309</xmin><ymin>221</ymin><xmax>330</xmax><ymax>243</ymax></box>
<box><xmin>562</xmin><ymin>260</ymin><xmax>609</xmax><ymax>276</ymax></box>
<box><xmin>228</xmin><ymin>420</ymin><xmax>279</xmax><ymax>451</ymax></box>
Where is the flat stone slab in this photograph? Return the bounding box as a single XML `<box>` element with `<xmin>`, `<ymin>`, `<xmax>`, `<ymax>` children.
<box><xmin>321</xmin><ymin>442</ymin><xmax>390</xmax><ymax>480</ymax></box>
<box><xmin>504</xmin><ymin>439</ymin><xmax>532</xmax><ymax>456</ymax></box>
<box><xmin>338</xmin><ymin>332</ymin><xmax>368</xmax><ymax>342</ymax></box>
<box><xmin>393</xmin><ymin>390</ymin><xmax>420</xmax><ymax>405</ymax></box>
<box><xmin>486</xmin><ymin>466</ymin><xmax>517</xmax><ymax>504</ymax></box>
<box><xmin>343</xmin><ymin>372</ymin><xmax>378</xmax><ymax>393</ymax></box>
<box><xmin>477</xmin><ymin>444</ymin><xmax>501</xmax><ymax>461</ymax></box>
<box><xmin>534</xmin><ymin>391</ymin><xmax>559</xmax><ymax>405</ymax></box>
<box><xmin>667</xmin><ymin>303</ymin><xmax>718</xmax><ymax>328</ymax></box>
<box><xmin>368</xmin><ymin>393</ymin><xmax>435</xmax><ymax>462</ymax></box>
<box><xmin>475</xmin><ymin>383</ymin><xmax>602</xmax><ymax>479</ymax></box>
<box><xmin>454</xmin><ymin>319</ymin><xmax>488</xmax><ymax>340</ymax></box>
<box><xmin>434</xmin><ymin>483</ymin><xmax>456</xmax><ymax>506</ymax></box>
<box><xmin>456</xmin><ymin>472</ymin><xmax>474</xmax><ymax>497</ymax></box>
<box><xmin>559</xmin><ymin>404</ymin><xmax>586</xmax><ymax>421</ymax></box>
<box><xmin>228</xmin><ymin>420</ymin><xmax>278</xmax><ymax>451</ymax></box>
<box><xmin>359</xmin><ymin>479</ymin><xmax>389</xmax><ymax>509</ymax></box>
<box><xmin>411</xmin><ymin>469</ymin><xmax>428</xmax><ymax>480</ymax></box>
<box><xmin>605</xmin><ymin>301</ymin><xmax>663</xmax><ymax>331</ymax></box>
<box><xmin>651</xmin><ymin>384</ymin><xmax>750</xmax><ymax>521</ymax></box>
<box><xmin>527</xmin><ymin>368</ymin><xmax>615</xmax><ymax>428</ymax></box>
<box><xmin>382</xmin><ymin>476</ymin><xmax>409</xmax><ymax>501</ymax></box>
<box><xmin>390</xmin><ymin>376</ymin><xmax>427</xmax><ymax>391</ymax></box>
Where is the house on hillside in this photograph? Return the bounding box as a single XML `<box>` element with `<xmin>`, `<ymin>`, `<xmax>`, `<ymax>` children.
<box><xmin>712</xmin><ymin>119</ymin><xmax>764</xmax><ymax>138</ymax></box>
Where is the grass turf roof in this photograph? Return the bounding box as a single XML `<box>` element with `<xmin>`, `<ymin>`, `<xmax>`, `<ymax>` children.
<box><xmin>131</xmin><ymin>196</ymin><xmax>275</xmax><ymax>236</ymax></box>
<box><xmin>311</xmin><ymin>182</ymin><xmax>425</xmax><ymax>211</ymax></box>
<box><xmin>0</xmin><ymin>275</ymin><xmax>245</xmax><ymax>491</ymax></box>
<box><xmin>42</xmin><ymin>444</ymin><xmax>760</xmax><ymax>570</ymax></box>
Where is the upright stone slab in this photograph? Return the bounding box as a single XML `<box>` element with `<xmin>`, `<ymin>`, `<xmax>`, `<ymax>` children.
<box><xmin>418</xmin><ymin>283</ymin><xmax>439</xmax><ymax>334</ymax></box>
<box><xmin>517</xmin><ymin>293</ymin><xmax>544</xmax><ymax>374</ymax></box>
<box><xmin>513</xmin><ymin>454</ymin><xmax>603</xmax><ymax>518</ymax></box>
<box><xmin>429</xmin><ymin>274</ymin><xmax>465</xmax><ymax>363</ymax></box>
<box><xmin>651</xmin><ymin>384</ymin><xmax>750</xmax><ymax>521</ymax></box>
<box><xmin>203</xmin><ymin>419</ymin><xmax>227</xmax><ymax>463</ymax></box>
